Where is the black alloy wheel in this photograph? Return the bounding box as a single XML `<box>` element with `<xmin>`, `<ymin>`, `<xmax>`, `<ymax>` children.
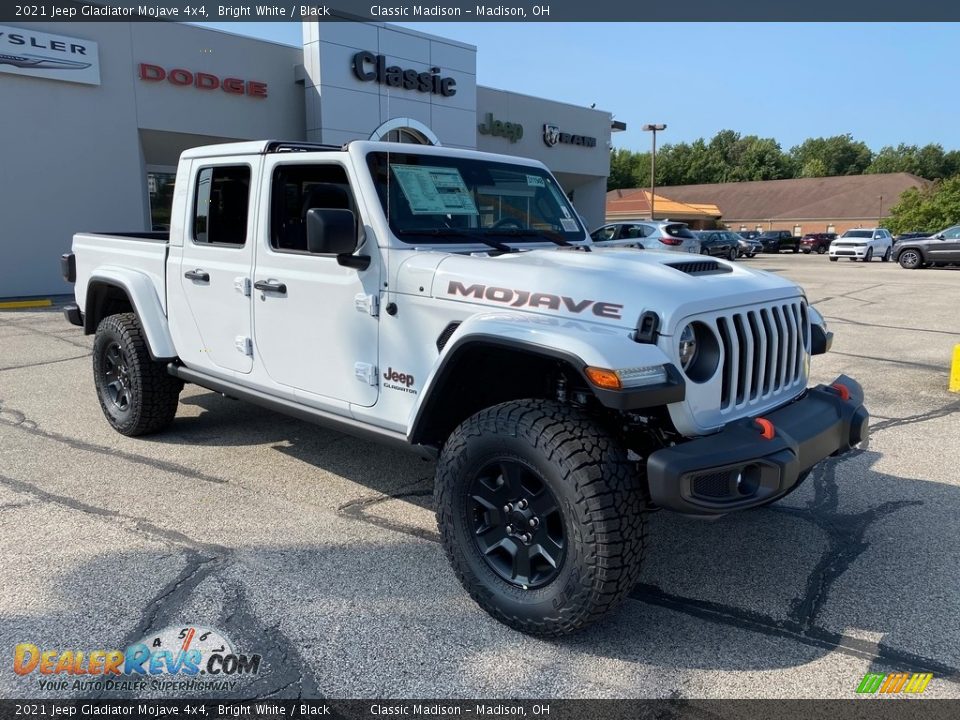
<box><xmin>468</xmin><ymin>459</ymin><xmax>565</xmax><ymax>588</ymax></box>
<box><xmin>817</xmin><ymin>245</ymin><xmax>828</xmax><ymax>255</ymax></box>
<box><xmin>101</xmin><ymin>341</ymin><xmax>133</xmax><ymax>412</ymax></box>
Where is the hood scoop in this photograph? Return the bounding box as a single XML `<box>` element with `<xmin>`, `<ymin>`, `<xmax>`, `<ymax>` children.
<box><xmin>666</xmin><ymin>260</ymin><xmax>732</xmax><ymax>276</ymax></box>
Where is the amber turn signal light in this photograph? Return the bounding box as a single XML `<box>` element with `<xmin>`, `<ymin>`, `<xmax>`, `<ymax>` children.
<box><xmin>585</xmin><ymin>367</ymin><xmax>621</xmax><ymax>390</ymax></box>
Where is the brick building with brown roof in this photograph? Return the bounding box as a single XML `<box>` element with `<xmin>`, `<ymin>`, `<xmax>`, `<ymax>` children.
<box><xmin>607</xmin><ymin>173</ymin><xmax>930</xmax><ymax>235</ymax></box>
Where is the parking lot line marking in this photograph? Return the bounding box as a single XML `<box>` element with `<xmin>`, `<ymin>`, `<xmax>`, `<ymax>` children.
<box><xmin>0</xmin><ymin>298</ymin><xmax>52</xmax><ymax>309</ymax></box>
<box><xmin>950</xmin><ymin>345</ymin><xmax>960</xmax><ymax>393</ymax></box>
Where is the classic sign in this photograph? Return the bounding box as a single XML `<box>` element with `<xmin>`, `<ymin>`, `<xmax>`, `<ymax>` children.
<box><xmin>351</xmin><ymin>50</ymin><xmax>456</xmax><ymax>97</ymax></box>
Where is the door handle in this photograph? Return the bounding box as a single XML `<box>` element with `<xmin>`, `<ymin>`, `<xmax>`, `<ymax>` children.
<box><xmin>184</xmin><ymin>269</ymin><xmax>210</xmax><ymax>282</ymax></box>
<box><xmin>254</xmin><ymin>279</ymin><xmax>287</xmax><ymax>294</ymax></box>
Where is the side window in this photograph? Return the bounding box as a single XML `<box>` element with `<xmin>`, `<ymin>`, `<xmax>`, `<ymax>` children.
<box><xmin>943</xmin><ymin>226</ymin><xmax>960</xmax><ymax>240</ymax></box>
<box><xmin>271</xmin><ymin>164</ymin><xmax>355</xmax><ymax>253</ymax></box>
<box><xmin>193</xmin><ymin>166</ymin><xmax>250</xmax><ymax>246</ymax></box>
<box><xmin>623</xmin><ymin>224</ymin><xmax>646</xmax><ymax>239</ymax></box>
<box><xmin>591</xmin><ymin>225</ymin><xmax>617</xmax><ymax>241</ymax></box>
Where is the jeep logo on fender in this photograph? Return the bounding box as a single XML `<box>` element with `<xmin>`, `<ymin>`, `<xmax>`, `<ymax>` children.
<box><xmin>382</xmin><ymin>367</ymin><xmax>417</xmax><ymax>394</ymax></box>
<box><xmin>447</xmin><ymin>281</ymin><xmax>623</xmax><ymax>320</ymax></box>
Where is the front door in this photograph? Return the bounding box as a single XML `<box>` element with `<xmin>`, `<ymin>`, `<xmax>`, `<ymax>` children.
<box><xmin>179</xmin><ymin>161</ymin><xmax>257</xmax><ymax>374</ymax></box>
<box><xmin>931</xmin><ymin>225</ymin><xmax>960</xmax><ymax>262</ymax></box>
<box><xmin>252</xmin><ymin>158</ymin><xmax>380</xmax><ymax>407</ymax></box>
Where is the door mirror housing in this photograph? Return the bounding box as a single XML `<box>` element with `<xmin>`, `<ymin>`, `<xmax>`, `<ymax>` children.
<box><xmin>306</xmin><ymin>208</ymin><xmax>357</xmax><ymax>255</ymax></box>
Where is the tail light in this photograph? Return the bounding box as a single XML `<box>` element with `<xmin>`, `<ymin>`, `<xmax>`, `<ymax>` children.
<box><xmin>659</xmin><ymin>237</ymin><xmax>684</xmax><ymax>246</ymax></box>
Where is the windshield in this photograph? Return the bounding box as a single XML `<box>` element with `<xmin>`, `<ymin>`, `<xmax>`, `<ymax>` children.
<box><xmin>841</xmin><ymin>230</ymin><xmax>873</xmax><ymax>238</ymax></box>
<box><xmin>366</xmin><ymin>151</ymin><xmax>585</xmax><ymax>244</ymax></box>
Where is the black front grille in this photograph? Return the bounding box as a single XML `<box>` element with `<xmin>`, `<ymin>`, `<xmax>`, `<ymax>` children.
<box><xmin>691</xmin><ymin>471</ymin><xmax>732</xmax><ymax>499</ymax></box>
<box><xmin>667</xmin><ymin>260</ymin><xmax>732</xmax><ymax>275</ymax></box>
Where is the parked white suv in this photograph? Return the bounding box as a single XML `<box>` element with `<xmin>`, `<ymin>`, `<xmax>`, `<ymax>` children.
<box><xmin>61</xmin><ymin>140</ymin><xmax>867</xmax><ymax>636</ymax></box>
<box><xmin>829</xmin><ymin>228</ymin><xmax>894</xmax><ymax>262</ymax></box>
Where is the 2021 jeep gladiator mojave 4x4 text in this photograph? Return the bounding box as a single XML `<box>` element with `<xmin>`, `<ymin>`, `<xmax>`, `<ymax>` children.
<box><xmin>61</xmin><ymin>140</ymin><xmax>868</xmax><ymax>636</ymax></box>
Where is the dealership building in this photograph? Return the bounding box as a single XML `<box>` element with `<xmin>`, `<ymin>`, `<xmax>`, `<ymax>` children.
<box><xmin>1</xmin><ymin>20</ymin><xmax>618</xmax><ymax>298</ymax></box>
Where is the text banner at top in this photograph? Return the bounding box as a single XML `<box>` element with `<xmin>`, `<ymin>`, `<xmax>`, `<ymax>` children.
<box><xmin>2</xmin><ymin>0</ymin><xmax>960</xmax><ymax>22</ymax></box>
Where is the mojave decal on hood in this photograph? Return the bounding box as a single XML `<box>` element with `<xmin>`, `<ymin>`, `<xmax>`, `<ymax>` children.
<box><xmin>410</xmin><ymin>248</ymin><xmax>804</xmax><ymax>333</ymax></box>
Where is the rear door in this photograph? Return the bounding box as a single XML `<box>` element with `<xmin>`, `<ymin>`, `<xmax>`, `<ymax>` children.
<box><xmin>251</xmin><ymin>157</ymin><xmax>380</xmax><ymax>407</ymax></box>
<box><xmin>179</xmin><ymin>161</ymin><xmax>257</xmax><ymax>374</ymax></box>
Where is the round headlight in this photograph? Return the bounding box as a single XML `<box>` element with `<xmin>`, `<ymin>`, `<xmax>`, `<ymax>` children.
<box><xmin>677</xmin><ymin>321</ymin><xmax>721</xmax><ymax>382</ymax></box>
<box><xmin>678</xmin><ymin>323</ymin><xmax>698</xmax><ymax>370</ymax></box>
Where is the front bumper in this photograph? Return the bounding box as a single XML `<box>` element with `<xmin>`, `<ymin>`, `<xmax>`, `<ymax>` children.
<box><xmin>646</xmin><ymin>375</ymin><xmax>868</xmax><ymax>515</ymax></box>
<box><xmin>830</xmin><ymin>246</ymin><xmax>867</xmax><ymax>258</ymax></box>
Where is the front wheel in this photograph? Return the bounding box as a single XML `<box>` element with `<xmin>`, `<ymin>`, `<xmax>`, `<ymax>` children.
<box><xmin>700</xmin><ymin>248</ymin><xmax>710</xmax><ymax>255</ymax></box>
<box><xmin>862</xmin><ymin>248</ymin><xmax>874</xmax><ymax>263</ymax></box>
<box><xmin>898</xmin><ymin>249</ymin><xmax>922</xmax><ymax>269</ymax></box>
<box><xmin>727</xmin><ymin>247</ymin><xmax>737</xmax><ymax>261</ymax></box>
<box><xmin>882</xmin><ymin>247</ymin><xmax>892</xmax><ymax>262</ymax></box>
<box><xmin>817</xmin><ymin>245</ymin><xmax>828</xmax><ymax>255</ymax></box>
<box><xmin>829</xmin><ymin>257</ymin><xmax>838</xmax><ymax>262</ymax></box>
<box><xmin>93</xmin><ymin>313</ymin><xmax>182</xmax><ymax>436</ymax></box>
<box><xmin>792</xmin><ymin>244</ymin><xmax>800</xmax><ymax>253</ymax></box>
<box><xmin>435</xmin><ymin>400</ymin><xmax>647</xmax><ymax>636</ymax></box>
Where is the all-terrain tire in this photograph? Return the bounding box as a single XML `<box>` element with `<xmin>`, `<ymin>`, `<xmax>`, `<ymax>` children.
<box><xmin>435</xmin><ymin>399</ymin><xmax>647</xmax><ymax>636</ymax></box>
<box><xmin>93</xmin><ymin>313</ymin><xmax>182</xmax><ymax>436</ymax></box>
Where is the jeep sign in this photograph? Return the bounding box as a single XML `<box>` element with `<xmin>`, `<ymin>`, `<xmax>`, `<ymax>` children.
<box><xmin>478</xmin><ymin>113</ymin><xmax>523</xmax><ymax>143</ymax></box>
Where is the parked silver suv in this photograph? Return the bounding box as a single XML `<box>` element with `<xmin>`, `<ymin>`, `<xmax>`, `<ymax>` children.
<box><xmin>590</xmin><ymin>220</ymin><xmax>701</xmax><ymax>254</ymax></box>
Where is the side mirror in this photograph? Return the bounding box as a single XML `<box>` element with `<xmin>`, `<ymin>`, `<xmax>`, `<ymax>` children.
<box><xmin>936</xmin><ymin>234</ymin><xmax>946</xmax><ymax>240</ymax></box>
<box><xmin>306</xmin><ymin>208</ymin><xmax>357</xmax><ymax>255</ymax></box>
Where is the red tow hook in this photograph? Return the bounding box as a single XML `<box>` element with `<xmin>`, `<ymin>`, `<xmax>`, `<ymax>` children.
<box><xmin>830</xmin><ymin>382</ymin><xmax>851</xmax><ymax>401</ymax></box>
<box><xmin>754</xmin><ymin>417</ymin><xmax>775</xmax><ymax>440</ymax></box>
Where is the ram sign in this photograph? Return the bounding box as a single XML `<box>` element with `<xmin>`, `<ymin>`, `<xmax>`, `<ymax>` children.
<box><xmin>0</xmin><ymin>25</ymin><xmax>100</xmax><ymax>86</ymax></box>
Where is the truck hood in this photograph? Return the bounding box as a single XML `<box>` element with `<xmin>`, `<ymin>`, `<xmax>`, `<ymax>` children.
<box><xmin>396</xmin><ymin>248</ymin><xmax>804</xmax><ymax>335</ymax></box>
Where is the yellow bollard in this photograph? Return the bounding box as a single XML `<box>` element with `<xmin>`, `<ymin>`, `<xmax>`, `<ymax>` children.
<box><xmin>951</xmin><ymin>345</ymin><xmax>960</xmax><ymax>393</ymax></box>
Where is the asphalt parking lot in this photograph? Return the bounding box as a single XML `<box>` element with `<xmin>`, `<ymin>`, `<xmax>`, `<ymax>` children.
<box><xmin>2</xmin><ymin>252</ymin><xmax>959</xmax><ymax>700</ymax></box>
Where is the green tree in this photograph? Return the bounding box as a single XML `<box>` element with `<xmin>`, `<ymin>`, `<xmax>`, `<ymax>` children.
<box><xmin>607</xmin><ymin>148</ymin><xmax>649</xmax><ymax>190</ymax></box>
<box><xmin>789</xmin><ymin>135</ymin><xmax>874</xmax><ymax>176</ymax></box>
<box><xmin>884</xmin><ymin>177</ymin><xmax>960</xmax><ymax>235</ymax></box>
<box><xmin>866</xmin><ymin>143</ymin><xmax>956</xmax><ymax>179</ymax></box>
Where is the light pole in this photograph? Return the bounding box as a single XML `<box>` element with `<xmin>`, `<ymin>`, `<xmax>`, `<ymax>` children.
<box><xmin>642</xmin><ymin>123</ymin><xmax>666</xmax><ymax>220</ymax></box>
<box><xmin>878</xmin><ymin>194</ymin><xmax>883</xmax><ymax>226</ymax></box>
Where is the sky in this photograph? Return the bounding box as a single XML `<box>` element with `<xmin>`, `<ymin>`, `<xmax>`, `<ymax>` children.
<box><xmin>197</xmin><ymin>22</ymin><xmax>959</xmax><ymax>154</ymax></box>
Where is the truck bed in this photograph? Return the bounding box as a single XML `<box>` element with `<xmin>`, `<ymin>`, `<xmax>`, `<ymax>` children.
<box><xmin>72</xmin><ymin>232</ymin><xmax>170</xmax><ymax>316</ymax></box>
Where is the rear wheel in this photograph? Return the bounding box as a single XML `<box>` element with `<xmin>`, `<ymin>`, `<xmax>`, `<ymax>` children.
<box><xmin>435</xmin><ymin>400</ymin><xmax>647</xmax><ymax>636</ymax></box>
<box><xmin>93</xmin><ymin>313</ymin><xmax>182</xmax><ymax>436</ymax></box>
<box><xmin>899</xmin><ymin>249</ymin><xmax>922</xmax><ymax>269</ymax></box>
<box><xmin>792</xmin><ymin>244</ymin><xmax>800</xmax><ymax>253</ymax></box>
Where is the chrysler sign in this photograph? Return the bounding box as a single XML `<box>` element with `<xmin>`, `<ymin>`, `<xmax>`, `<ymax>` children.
<box><xmin>0</xmin><ymin>25</ymin><xmax>100</xmax><ymax>85</ymax></box>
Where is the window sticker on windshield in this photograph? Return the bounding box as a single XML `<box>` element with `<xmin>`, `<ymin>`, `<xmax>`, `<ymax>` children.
<box><xmin>526</xmin><ymin>174</ymin><xmax>545</xmax><ymax>188</ymax></box>
<box><xmin>560</xmin><ymin>218</ymin><xmax>579</xmax><ymax>232</ymax></box>
<box><xmin>391</xmin><ymin>164</ymin><xmax>479</xmax><ymax>216</ymax></box>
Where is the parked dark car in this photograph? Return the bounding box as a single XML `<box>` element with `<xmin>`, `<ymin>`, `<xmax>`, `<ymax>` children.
<box><xmin>756</xmin><ymin>230</ymin><xmax>801</xmax><ymax>253</ymax></box>
<box><xmin>894</xmin><ymin>225</ymin><xmax>960</xmax><ymax>269</ymax></box>
<box><xmin>695</xmin><ymin>231</ymin><xmax>739</xmax><ymax>261</ymax></box>
<box><xmin>894</xmin><ymin>231</ymin><xmax>935</xmax><ymax>245</ymax></box>
<box><xmin>800</xmin><ymin>232</ymin><xmax>837</xmax><ymax>254</ymax></box>
<box><xmin>734</xmin><ymin>233</ymin><xmax>763</xmax><ymax>257</ymax></box>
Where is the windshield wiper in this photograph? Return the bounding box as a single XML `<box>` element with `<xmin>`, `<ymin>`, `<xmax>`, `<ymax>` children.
<box><xmin>485</xmin><ymin>228</ymin><xmax>572</xmax><ymax>247</ymax></box>
<box><xmin>396</xmin><ymin>228</ymin><xmax>518</xmax><ymax>253</ymax></box>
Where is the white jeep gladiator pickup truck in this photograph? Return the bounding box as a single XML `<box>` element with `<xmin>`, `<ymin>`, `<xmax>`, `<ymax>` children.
<box><xmin>61</xmin><ymin>140</ymin><xmax>868</xmax><ymax>636</ymax></box>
